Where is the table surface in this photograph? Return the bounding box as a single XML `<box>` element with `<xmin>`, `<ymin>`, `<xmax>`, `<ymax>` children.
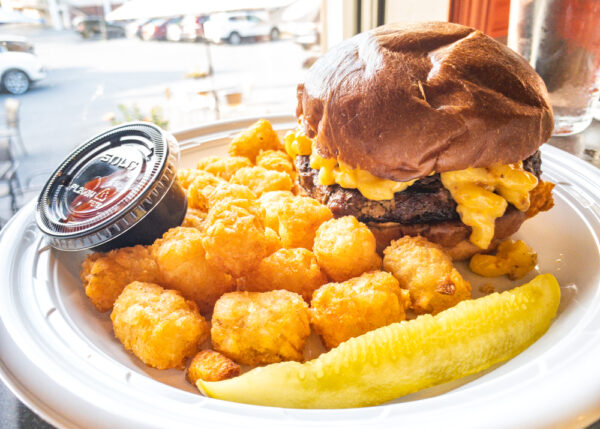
<box><xmin>1</xmin><ymin>120</ymin><xmax>600</xmax><ymax>429</ymax></box>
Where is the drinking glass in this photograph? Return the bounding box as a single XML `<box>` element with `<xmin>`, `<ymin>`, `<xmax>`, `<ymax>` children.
<box><xmin>508</xmin><ymin>0</ymin><xmax>600</xmax><ymax>136</ymax></box>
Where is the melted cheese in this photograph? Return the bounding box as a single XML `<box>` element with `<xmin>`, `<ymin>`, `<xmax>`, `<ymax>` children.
<box><xmin>284</xmin><ymin>130</ymin><xmax>415</xmax><ymax>201</ymax></box>
<box><xmin>309</xmin><ymin>152</ymin><xmax>415</xmax><ymax>200</ymax></box>
<box><xmin>284</xmin><ymin>130</ymin><xmax>312</xmax><ymax>160</ymax></box>
<box><xmin>285</xmin><ymin>129</ymin><xmax>538</xmax><ymax>249</ymax></box>
<box><xmin>441</xmin><ymin>164</ymin><xmax>538</xmax><ymax>249</ymax></box>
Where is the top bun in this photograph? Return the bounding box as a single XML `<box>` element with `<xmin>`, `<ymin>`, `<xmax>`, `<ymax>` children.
<box><xmin>297</xmin><ymin>22</ymin><xmax>553</xmax><ymax>182</ymax></box>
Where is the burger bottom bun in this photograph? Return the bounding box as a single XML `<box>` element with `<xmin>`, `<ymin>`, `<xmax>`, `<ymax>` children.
<box><xmin>369</xmin><ymin>207</ymin><xmax>527</xmax><ymax>260</ymax></box>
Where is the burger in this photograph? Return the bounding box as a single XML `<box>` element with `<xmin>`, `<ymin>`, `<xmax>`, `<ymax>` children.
<box><xmin>287</xmin><ymin>21</ymin><xmax>555</xmax><ymax>260</ymax></box>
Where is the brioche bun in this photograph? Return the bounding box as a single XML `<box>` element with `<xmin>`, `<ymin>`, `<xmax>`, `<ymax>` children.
<box><xmin>297</xmin><ymin>21</ymin><xmax>553</xmax><ymax>182</ymax></box>
<box><xmin>295</xmin><ymin>22</ymin><xmax>553</xmax><ymax>259</ymax></box>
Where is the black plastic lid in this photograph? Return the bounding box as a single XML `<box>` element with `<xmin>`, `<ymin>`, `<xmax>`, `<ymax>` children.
<box><xmin>36</xmin><ymin>122</ymin><xmax>181</xmax><ymax>251</ymax></box>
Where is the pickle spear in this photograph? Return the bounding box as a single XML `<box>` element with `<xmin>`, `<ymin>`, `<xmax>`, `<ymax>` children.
<box><xmin>198</xmin><ymin>274</ymin><xmax>560</xmax><ymax>408</ymax></box>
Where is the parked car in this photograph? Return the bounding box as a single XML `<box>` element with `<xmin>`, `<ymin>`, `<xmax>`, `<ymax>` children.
<box><xmin>165</xmin><ymin>16</ymin><xmax>184</xmax><ymax>41</ymax></box>
<box><xmin>281</xmin><ymin>19</ymin><xmax>320</xmax><ymax>49</ymax></box>
<box><xmin>125</xmin><ymin>18</ymin><xmax>151</xmax><ymax>39</ymax></box>
<box><xmin>277</xmin><ymin>0</ymin><xmax>320</xmax><ymax>50</ymax></box>
<box><xmin>203</xmin><ymin>12</ymin><xmax>279</xmax><ymax>45</ymax></box>
<box><xmin>295</xmin><ymin>31</ymin><xmax>320</xmax><ymax>50</ymax></box>
<box><xmin>74</xmin><ymin>16</ymin><xmax>126</xmax><ymax>39</ymax></box>
<box><xmin>0</xmin><ymin>36</ymin><xmax>34</xmax><ymax>53</ymax></box>
<box><xmin>140</xmin><ymin>18</ymin><xmax>167</xmax><ymax>41</ymax></box>
<box><xmin>181</xmin><ymin>15</ymin><xmax>208</xmax><ymax>41</ymax></box>
<box><xmin>155</xmin><ymin>17</ymin><xmax>182</xmax><ymax>41</ymax></box>
<box><xmin>0</xmin><ymin>36</ymin><xmax>45</xmax><ymax>94</ymax></box>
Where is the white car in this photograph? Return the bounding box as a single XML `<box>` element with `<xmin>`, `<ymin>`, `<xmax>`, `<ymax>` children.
<box><xmin>203</xmin><ymin>11</ymin><xmax>279</xmax><ymax>45</ymax></box>
<box><xmin>0</xmin><ymin>36</ymin><xmax>45</xmax><ymax>95</ymax></box>
<box><xmin>166</xmin><ymin>16</ymin><xmax>184</xmax><ymax>42</ymax></box>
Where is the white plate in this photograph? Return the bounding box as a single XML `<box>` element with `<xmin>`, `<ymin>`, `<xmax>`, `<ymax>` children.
<box><xmin>1</xmin><ymin>115</ymin><xmax>600</xmax><ymax>429</ymax></box>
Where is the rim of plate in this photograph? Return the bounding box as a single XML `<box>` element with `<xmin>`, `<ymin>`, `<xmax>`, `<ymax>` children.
<box><xmin>1</xmin><ymin>114</ymin><xmax>600</xmax><ymax>429</ymax></box>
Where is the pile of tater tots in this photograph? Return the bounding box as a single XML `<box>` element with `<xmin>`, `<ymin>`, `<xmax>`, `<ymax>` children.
<box><xmin>80</xmin><ymin>119</ymin><xmax>483</xmax><ymax>388</ymax></box>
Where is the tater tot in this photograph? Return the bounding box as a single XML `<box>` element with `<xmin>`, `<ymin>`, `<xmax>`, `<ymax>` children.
<box><xmin>181</xmin><ymin>207</ymin><xmax>206</xmax><ymax>230</ymax></box>
<box><xmin>187</xmin><ymin>171</ymin><xmax>225</xmax><ymax>211</ymax></box>
<box><xmin>258</xmin><ymin>190</ymin><xmax>295</xmax><ymax>223</ymax></box>
<box><xmin>259</xmin><ymin>190</ymin><xmax>295</xmax><ymax>201</ymax></box>
<box><xmin>310</xmin><ymin>271</ymin><xmax>410</xmax><ymax>349</ymax></box>
<box><xmin>228</xmin><ymin>119</ymin><xmax>284</xmax><ymax>162</ymax></box>
<box><xmin>526</xmin><ymin>180</ymin><xmax>555</xmax><ymax>218</ymax></box>
<box><xmin>206</xmin><ymin>182</ymin><xmax>256</xmax><ymax>207</ymax></box>
<box><xmin>81</xmin><ymin>245</ymin><xmax>160</xmax><ymax>312</ymax></box>
<box><xmin>152</xmin><ymin>227</ymin><xmax>235</xmax><ymax>315</ymax></box>
<box><xmin>211</xmin><ymin>290</ymin><xmax>310</xmax><ymax>366</ymax></box>
<box><xmin>256</xmin><ymin>150</ymin><xmax>295</xmax><ymax>176</ymax></box>
<box><xmin>187</xmin><ymin>349</ymin><xmax>241</xmax><ymax>384</ymax></box>
<box><xmin>230</xmin><ymin>166</ymin><xmax>293</xmax><ymax>197</ymax></box>
<box><xmin>177</xmin><ymin>168</ymin><xmax>207</xmax><ymax>190</ymax></box>
<box><xmin>258</xmin><ymin>191</ymin><xmax>294</xmax><ymax>232</ymax></box>
<box><xmin>469</xmin><ymin>239</ymin><xmax>537</xmax><ymax>280</ymax></box>
<box><xmin>238</xmin><ymin>248</ymin><xmax>327</xmax><ymax>301</ymax></box>
<box><xmin>111</xmin><ymin>282</ymin><xmax>210</xmax><ymax>369</ymax></box>
<box><xmin>196</xmin><ymin>155</ymin><xmax>252</xmax><ymax>180</ymax></box>
<box><xmin>264</xmin><ymin>227</ymin><xmax>282</xmax><ymax>255</ymax></box>
<box><xmin>313</xmin><ymin>216</ymin><xmax>382</xmax><ymax>282</ymax></box>
<box><xmin>202</xmin><ymin>199</ymin><xmax>270</xmax><ymax>277</ymax></box>
<box><xmin>259</xmin><ymin>193</ymin><xmax>332</xmax><ymax>249</ymax></box>
<box><xmin>383</xmin><ymin>236</ymin><xmax>471</xmax><ymax>315</ymax></box>
<box><xmin>188</xmin><ymin>190</ymin><xmax>208</xmax><ymax>212</ymax></box>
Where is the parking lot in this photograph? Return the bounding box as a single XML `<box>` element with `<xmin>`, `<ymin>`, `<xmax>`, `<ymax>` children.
<box><xmin>0</xmin><ymin>24</ymin><xmax>314</xmax><ymax>221</ymax></box>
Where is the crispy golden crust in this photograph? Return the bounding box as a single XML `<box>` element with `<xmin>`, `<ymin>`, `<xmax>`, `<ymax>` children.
<box><xmin>111</xmin><ymin>282</ymin><xmax>210</xmax><ymax>370</ymax></box>
<box><xmin>228</xmin><ymin>119</ymin><xmax>284</xmax><ymax>162</ymax></box>
<box><xmin>309</xmin><ymin>271</ymin><xmax>410</xmax><ymax>349</ymax></box>
<box><xmin>80</xmin><ymin>245</ymin><xmax>160</xmax><ymax>312</ymax></box>
<box><xmin>238</xmin><ymin>248</ymin><xmax>327</xmax><ymax>302</ymax></box>
<box><xmin>187</xmin><ymin>171</ymin><xmax>226</xmax><ymax>211</ymax></box>
<box><xmin>230</xmin><ymin>166</ymin><xmax>293</xmax><ymax>197</ymax></box>
<box><xmin>257</xmin><ymin>190</ymin><xmax>295</xmax><ymax>214</ymax></box>
<box><xmin>211</xmin><ymin>290</ymin><xmax>310</xmax><ymax>366</ymax></box>
<box><xmin>181</xmin><ymin>207</ymin><xmax>206</xmax><ymax>230</ymax></box>
<box><xmin>177</xmin><ymin>168</ymin><xmax>209</xmax><ymax>190</ymax></box>
<box><xmin>202</xmin><ymin>199</ymin><xmax>270</xmax><ymax>277</ymax></box>
<box><xmin>256</xmin><ymin>150</ymin><xmax>295</xmax><ymax>176</ymax></box>
<box><xmin>206</xmin><ymin>183</ymin><xmax>256</xmax><ymax>207</ymax></box>
<box><xmin>313</xmin><ymin>216</ymin><xmax>382</xmax><ymax>282</ymax></box>
<box><xmin>383</xmin><ymin>236</ymin><xmax>471</xmax><ymax>315</ymax></box>
<box><xmin>469</xmin><ymin>239</ymin><xmax>537</xmax><ymax>280</ymax></box>
<box><xmin>526</xmin><ymin>179</ymin><xmax>555</xmax><ymax>218</ymax></box>
<box><xmin>196</xmin><ymin>155</ymin><xmax>252</xmax><ymax>180</ymax></box>
<box><xmin>152</xmin><ymin>227</ymin><xmax>235</xmax><ymax>315</ymax></box>
<box><xmin>264</xmin><ymin>227</ymin><xmax>283</xmax><ymax>255</ymax></box>
<box><xmin>259</xmin><ymin>193</ymin><xmax>332</xmax><ymax>250</ymax></box>
<box><xmin>187</xmin><ymin>349</ymin><xmax>241</xmax><ymax>384</ymax></box>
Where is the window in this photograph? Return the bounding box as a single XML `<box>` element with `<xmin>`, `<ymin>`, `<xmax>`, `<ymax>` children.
<box><xmin>0</xmin><ymin>0</ymin><xmax>322</xmax><ymax>218</ymax></box>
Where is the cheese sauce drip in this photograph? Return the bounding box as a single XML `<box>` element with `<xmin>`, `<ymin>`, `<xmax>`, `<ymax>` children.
<box><xmin>285</xmin><ymin>129</ymin><xmax>538</xmax><ymax>249</ymax></box>
<box><xmin>284</xmin><ymin>130</ymin><xmax>414</xmax><ymax>201</ymax></box>
<box><xmin>284</xmin><ymin>129</ymin><xmax>313</xmax><ymax>159</ymax></box>
<box><xmin>440</xmin><ymin>164</ymin><xmax>538</xmax><ymax>249</ymax></box>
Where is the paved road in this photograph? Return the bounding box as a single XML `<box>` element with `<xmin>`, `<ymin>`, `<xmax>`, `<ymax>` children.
<box><xmin>0</xmin><ymin>24</ymin><xmax>311</xmax><ymax>220</ymax></box>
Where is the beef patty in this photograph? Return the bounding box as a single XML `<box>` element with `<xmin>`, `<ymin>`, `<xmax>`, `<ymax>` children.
<box><xmin>296</xmin><ymin>151</ymin><xmax>542</xmax><ymax>224</ymax></box>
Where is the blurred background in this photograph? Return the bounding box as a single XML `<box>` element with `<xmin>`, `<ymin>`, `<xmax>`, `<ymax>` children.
<box><xmin>0</xmin><ymin>0</ymin><xmax>598</xmax><ymax>231</ymax></box>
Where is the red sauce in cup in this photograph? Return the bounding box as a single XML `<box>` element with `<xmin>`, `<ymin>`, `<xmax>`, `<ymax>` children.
<box><xmin>66</xmin><ymin>169</ymin><xmax>131</xmax><ymax>222</ymax></box>
<box><xmin>36</xmin><ymin>122</ymin><xmax>187</xmax><ymax>252</ymax></box>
